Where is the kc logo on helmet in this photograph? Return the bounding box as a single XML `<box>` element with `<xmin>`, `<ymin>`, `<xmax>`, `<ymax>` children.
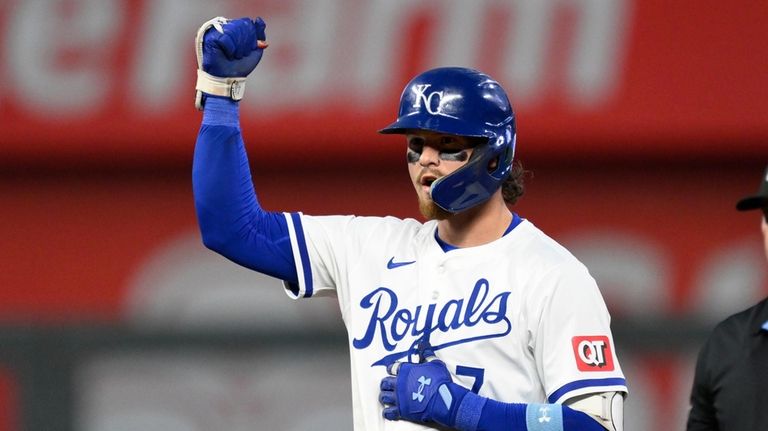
<box><xmin>571</xmin><ymin>336</ymin><xmax>615</xmax><ymax>371</ymax></box>
<box><xmin>411</xmin><ymin>84</ymin><xmax>444</xmax><ymax>115</ymax></box>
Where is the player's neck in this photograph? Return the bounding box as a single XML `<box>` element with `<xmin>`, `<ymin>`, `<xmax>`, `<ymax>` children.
<box><xmin>436</xmin><ymin>194</ymin><xmax>512</xmax><ymax>248</ymax></box>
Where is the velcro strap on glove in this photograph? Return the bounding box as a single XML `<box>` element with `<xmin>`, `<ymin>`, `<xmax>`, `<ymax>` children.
<box><xmin>194</xmin><ymin>16</ymin><xmax>248</xmax><ymax>110</ymax></box>
<box><xmin>196</xmin><ymin>70</ymin><xmax>246</xmax><ymax>101</ymax></box>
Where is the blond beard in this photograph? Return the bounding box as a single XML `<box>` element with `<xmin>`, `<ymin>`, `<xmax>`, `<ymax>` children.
<box><xmin>418</xmin><ymin>194</ymin><xmax>453</xmax><ymax>220</ymax></box>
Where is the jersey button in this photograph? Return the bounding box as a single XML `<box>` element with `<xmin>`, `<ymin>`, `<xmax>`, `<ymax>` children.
<box><xmin>432</xmin><ymin>291</ymin><xmax>439</xmax><ymax>300</ymax></box>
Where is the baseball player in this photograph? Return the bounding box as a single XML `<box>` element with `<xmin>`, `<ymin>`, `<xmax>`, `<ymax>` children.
<box><xmin>192</xmin><ymin>17</ymin><xmax>627</xmax><ymax>431</ymax></box>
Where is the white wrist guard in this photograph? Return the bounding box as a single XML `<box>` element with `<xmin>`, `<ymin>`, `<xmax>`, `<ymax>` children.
<box><xmin>565</xmin><ymin>391</ymin><xmax>624</xmax><ymax>431</ymax></box>
<box><xmin>194</xmin><ymin>17</ymin><xmax>247</xmax><ymax>110</ymax></box>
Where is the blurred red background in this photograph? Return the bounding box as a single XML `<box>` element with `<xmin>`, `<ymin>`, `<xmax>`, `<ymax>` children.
<box><xmin>0</xmin><ymin>1</ymin><xmax>766</xmax><ymax>430</ymax></box>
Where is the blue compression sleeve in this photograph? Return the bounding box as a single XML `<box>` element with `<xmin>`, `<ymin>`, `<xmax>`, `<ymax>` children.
<box><xmin>192</xmin><ymin>98</ymin><xmax>298</xmax><ymax>284</ymax></box>
<box><xmin>455</xmin><ymin>392</ymin><xmax>605</xmax><ymax>431</ymax></box>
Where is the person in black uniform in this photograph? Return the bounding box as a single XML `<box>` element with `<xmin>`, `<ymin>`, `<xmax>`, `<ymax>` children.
<box><xmin>686</xmin><ymin>164</ymin><xmax>768</xmax><ymax>431</ymax></box>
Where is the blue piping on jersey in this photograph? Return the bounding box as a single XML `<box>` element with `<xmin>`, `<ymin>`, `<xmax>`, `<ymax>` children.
<box><xmin>547</xmin><ymin>378</ymin><xmax>627</xmax><ymax>403</ymax></box>
<box><xmin>434</xmin><ymin>213</ymin><xmax>523</xmax><ymax>252</ymax></box>
<box><xmin>290</xmin><ymin>213</ymin><xmax>314</xmax><ymax>298</ymax></box>
<box><xmin>505</xmin><ymin>213</ymin><xmax>523</xmax><ymax>234</ymax></box>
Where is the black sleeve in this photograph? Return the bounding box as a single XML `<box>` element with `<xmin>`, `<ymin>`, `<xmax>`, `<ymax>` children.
<box><xmin>686</xmin><ymin>336</ymin><xmax>718</xmax><ymax>431</ymax></box>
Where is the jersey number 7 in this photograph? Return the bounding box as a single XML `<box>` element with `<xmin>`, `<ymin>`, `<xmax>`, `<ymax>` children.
<box><xmin>456</xmin><ymin>365</ymin><xmax>485</xmax><ymax>393</ymax></box>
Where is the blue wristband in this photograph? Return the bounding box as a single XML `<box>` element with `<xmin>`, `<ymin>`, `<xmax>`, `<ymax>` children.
<box><xmin>202</xmin><ymin>97</ymin><xmax>240</xmax><ymax>128</ymax></box>
<box><xmin>526</xmin><ymin>403</ymin><xmax>564</xmax><ymax>431</ymax></box>
<box><xmin>458</xmin><ymin>397</ymin><xmax>604</xmax><ymax>431</ymax></box>
<box><xmin>454</xmin><ymin>391</ymin><xmax>487</xmax><ymax>431</ymax></box>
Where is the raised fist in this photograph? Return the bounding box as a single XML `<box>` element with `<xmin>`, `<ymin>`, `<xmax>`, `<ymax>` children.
<box><xmin>201</xmin><ymin>17</ymin><xmax>267</xmax><ymax>78</ymax></box>
<box><xmin>194</xmin><ymin>16</ymin><xmax>268</xmax><ymax>109</ymax></box>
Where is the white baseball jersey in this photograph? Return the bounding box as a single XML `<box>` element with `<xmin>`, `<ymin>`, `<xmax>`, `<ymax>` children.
<box><xmin>282</xmin><ymin>212</ymin><xmax>627</xmax><ymax>430</ymax></box>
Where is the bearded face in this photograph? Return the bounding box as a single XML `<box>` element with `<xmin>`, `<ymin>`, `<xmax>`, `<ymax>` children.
<box><xmin>416</xmin><ymin>189</ymin><xmax>453</xmax><ymax>221</ymax></box>
<box><xmin>406</xmin><ymin>132</ymin><xmax>477</xmax><ymax>221</ymax></box>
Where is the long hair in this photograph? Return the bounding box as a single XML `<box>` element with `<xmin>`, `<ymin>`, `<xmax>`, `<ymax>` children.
<box><xmin>501</xmin><ymin>161</ymin><xmax>528</xmax><ymax>205</ymax></box>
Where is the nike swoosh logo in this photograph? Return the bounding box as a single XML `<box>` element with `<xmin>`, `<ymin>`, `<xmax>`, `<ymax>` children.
<box><xmin>387</xmin><ymin>257</ymin><xmax>416</xmax><ymax>269</ymax></box>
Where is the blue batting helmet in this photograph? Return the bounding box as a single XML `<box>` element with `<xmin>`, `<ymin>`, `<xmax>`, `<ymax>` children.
<box><xmin>379</xmin><ymin>67</ymin><xmax>516</xmax><ymax>213</ymax></box>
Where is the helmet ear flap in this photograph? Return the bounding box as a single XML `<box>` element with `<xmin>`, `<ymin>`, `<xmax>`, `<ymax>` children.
<box><xmin>491</xmin><ymin>132</ymin><xmax>516</xmax><ymax>180</ymax></box>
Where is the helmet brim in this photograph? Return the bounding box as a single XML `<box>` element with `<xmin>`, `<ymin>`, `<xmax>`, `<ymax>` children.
<box><xmin>378</xmin><ymin>113</ymin><xmax>491</xmax><ymax>138</ymax></box>
<box><xmin>736</xmin><ymin>195</ymin><xmax>768</xmax><ymax>211</ymax></box>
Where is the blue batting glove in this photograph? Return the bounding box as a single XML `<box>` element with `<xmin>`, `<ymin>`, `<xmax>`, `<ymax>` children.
<box><xmin>194</xmin><ymin>16</ymin><xmax>267</xmax><ymax>109</ymax></box>
<box><xmin>202</xmin><ymin>17</ymin><xmax>267</xmax><ymax>78</ymax></box>
<box><xmin>379</xmin><ymin>359</ymin><xmax>470</xmax><ymax>428</ymax></box>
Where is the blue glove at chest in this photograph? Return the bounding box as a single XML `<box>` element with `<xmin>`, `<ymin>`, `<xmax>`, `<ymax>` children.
<box><xmin>380</xmin><ymin>359</ymin><xmax>470</xmax><ymax>428</ymax></box>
